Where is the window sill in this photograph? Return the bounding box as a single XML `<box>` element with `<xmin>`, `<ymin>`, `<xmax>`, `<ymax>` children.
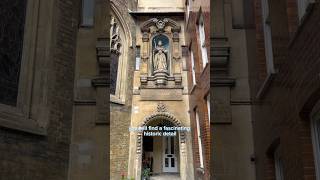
<box><xmin>0</xmin><ymin>105</ymin><xmax>46</xmax><ymax>135</ymax></box>
<box><xmin>110</xmin><ymin>95</ymin><xmax>125</xmax><ymax>105</ymax></box>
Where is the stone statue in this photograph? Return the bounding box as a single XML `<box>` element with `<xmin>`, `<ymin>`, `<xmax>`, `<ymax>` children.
<box><xmin>153</xmin><ymin>40</ymin><xmax>168</xmax><ymax>71</ymax></box>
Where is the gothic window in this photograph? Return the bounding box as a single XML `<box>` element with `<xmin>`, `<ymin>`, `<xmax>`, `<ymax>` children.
<box><xmin>110</xmin><ymin>16</ymin><xmax>122</xmax><ymax>95</ymax></box>
<box><xmin>110</xmin><ymin>7</ymin><xmax>129</xmax><ymax>104</ymax></box>
<box><xmin>0</xmin><ymin>0</ymin><xmax>28</xmax><ymax>106</ymax></box>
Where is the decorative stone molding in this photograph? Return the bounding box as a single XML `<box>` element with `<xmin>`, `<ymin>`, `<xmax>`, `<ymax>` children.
<box><xmin>156</xmin><ymin>102</ymin><xmax>168</xmax><ymax>112</ymax></box>
<box><xmin>139</xmin><ymin>18</ymin><xmax>183</xmax><ymax>88</ymax></box>
<box><xmin>135</xmin><ymin>105</ymin><xmax>187</xmax><ymax>155</ymax></box>
<box><xmin>211</xmin><ymin>37</ymin><xmax>236</xmax><ymax>87</ymax></box>
<box><xmin>110</xmin><ymin>16</ymin><xmax>122</xmax><ymax>55</ymax></box>
<box><xmin>211</xmin><ymin>37</ymin><xmax>230</xmax><ymax>76</ymax></box>
<box><xmin>140</xmin><ymin>18</ymin><xmax>181</xmax><ymax>33</ymax></box>
<box><xmin>96</xmin><ymin>38</ymin><xmax>110</xmax><ymax>76</ymax></box>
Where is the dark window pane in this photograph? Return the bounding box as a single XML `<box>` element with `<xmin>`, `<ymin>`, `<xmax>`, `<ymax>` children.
<box><xmin>171</xmin><ymin>158</ymin><xmax>175</xmax><ymax>167</ymax></box>
<box><xmin>0</xmin><ymin>0</ymin><xmax>28</xmax><ymax>106</ymax></box>
<box><xmin>110</xmin><ymin>53</ymin><xmax>119</xmax><ymax>95</ymax></box>
<box><xmin>165</xmin><ymin>158</ymin><xmax>169</xmax><ymax>167</ymax></box>
<box><xmin>81</xmin><ymin>0</ymin><xmax>94</xmax><ymax>26</ymax></box>
<box><xmin>171</xmin><ymin>137</ymin><xmax>174</xmax><ymax>154</ymax></box>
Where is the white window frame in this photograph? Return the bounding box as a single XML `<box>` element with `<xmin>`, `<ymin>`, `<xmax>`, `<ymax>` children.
<box><xmin>186</xmin><ymin>0</ymin><xmax>191</xmax><ymax>22</ymax></box>
<box><xmin>206</xmin><ymin>94</ymin><xmax>210</xmax><ymax>123</ymax></box>
<box><xmin>190</xmin><ymin>50</ymin><xmax>196</xmax><ymax>85</ymax></box>
<box><xmin>297</xmin><ymin>0</ymin><xmax>314</xmax><ymax>21</ymax></box>
<box><xmin>81</xmin><ymin>0</ymin><xmax>95</xmax><ymax>27</ymax></box>
<box><xmin>135</xmin><ymin>46</ymin><xmax>141</xmax><ymax>70</ymax></box>
<box><xmin>196</xmin><ymin>110</ymin><xmax>204</xmax><ymax>168</ymax></box>
<box><xmin>261</xmin><ymin>0</ymin><xmax>275</xmax><ymax>74</ymax></box>
<box><xmin>274</xmin><ymin>148</ymin><xmax>284</xmax><ymax>180</ymax></box>
<box><xmin>198</xmin><ymin>14</ymin><xmax>208</xmax><ymax>69</ymax></box>
<box><xmin>311</xmin><ymin>110</ymin><xmax>320</xmax><ymax>180</ymax></box>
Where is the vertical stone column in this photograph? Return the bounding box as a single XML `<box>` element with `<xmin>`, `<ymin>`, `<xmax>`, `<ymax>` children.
<box><xmin>179</xmin><ymin>132</ymin><xmax>187</xmax><ymax>180</ymax></box>
<box><xmin>172</xmin><ymin>29</ymin><xmax>182</xmax><ymax>85</ymax></box>
<box><xmin>140</xmin><ymin>31</ymin><xmax>149</xmax><ymax>86</ymax></box>
<box><xmin>141</xmin><ymin>31</ymin><xmax>149</xmax><ymax>75</ymax></box>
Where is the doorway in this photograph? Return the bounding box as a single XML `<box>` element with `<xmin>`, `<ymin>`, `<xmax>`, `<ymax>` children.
<box><xmin>163</xmin><ymin>136</ymin><xmax>178</xmax><ymax>172</ymax></box>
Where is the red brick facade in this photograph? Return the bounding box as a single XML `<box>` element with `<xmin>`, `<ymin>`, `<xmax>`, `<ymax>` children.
<box><xmin>249</xmin><ymin>1</ymin><xmax>320</xmax><ymax>180</ymax></box>
<box><xmin>185</xmin><ymin>0</ymin><xmax>210</xmax><ymax>179</ymax></box>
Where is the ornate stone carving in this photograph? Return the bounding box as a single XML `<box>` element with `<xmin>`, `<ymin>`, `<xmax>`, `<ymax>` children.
<box><xmin>153</xmin><ymin>18</ymin><xmax>168</xmax><ymax>31</ymax></box>
<box><xmin>139</xmin><ymin>18</ymin><xmax>183</xmax><ymax>87</ymax></box>
<box><xmin>96</xmin><ymin>38</ymin><xmax>109</xmax><ymax>76</ymax></box>
<box><xmin>156</xmin><ymin>102</ymin><xmax>168</xmax><ymax>113</ymax></box>
<box><xmin>141</xmin><ymin>18</ymin><xmax>181</xmax><ymax>33</ymax></box>
<box><xmin>110</xmin><ymin>16</ymin><xmax>122</xmax><ymax>55</ymax></box>
<box><xmin>153</xmin><ymin>40</ymin><xmax>168</xmax><ymax>72</ymax></box>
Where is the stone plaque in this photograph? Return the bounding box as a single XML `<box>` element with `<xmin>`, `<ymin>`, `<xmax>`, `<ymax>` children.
<box><xmin>140</xmin><ymin>89</ymin><xmax>182</xmax><ymax>101</ymax></box>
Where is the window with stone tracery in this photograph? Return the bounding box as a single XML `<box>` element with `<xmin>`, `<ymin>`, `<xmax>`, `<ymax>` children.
<box><xmin>110</xmin><ymin>16</ymin><xmax>122</xmax><ymax>95</ymax></box>
<box><xmin>110</xmin><ymin>9</ymin><xmax>129</xmax><ymax>104</ymax></box>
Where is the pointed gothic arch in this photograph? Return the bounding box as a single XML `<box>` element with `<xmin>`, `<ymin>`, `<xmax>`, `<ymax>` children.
<box><xmin>110</xmin><ymin>3</ymin><xmax>132</xmax><ymax>104</ymax></box>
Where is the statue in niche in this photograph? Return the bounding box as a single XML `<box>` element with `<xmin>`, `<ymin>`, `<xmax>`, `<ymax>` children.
<box><xmin>153</xmin><ymin>40</ymin><xmax>168</xmax><ymax>72</ymax></box>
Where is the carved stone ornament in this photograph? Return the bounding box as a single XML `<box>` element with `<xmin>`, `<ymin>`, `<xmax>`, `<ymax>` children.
<box><xmin>153</xmin><ymin>18</ymin><xmax>168</xmax><ymax>30</ymax></box>
<box><xmin>141</xmin><ymin>18</ymin><xmax>181</xmax><ymax>33</ymax></box>
<box><xmin>156</xmin><ymin>102</ymin><xmax>168</xmax><ymax>113</ymax></box>
<box><xmin>110</xmin><ymin>16</ymin><xmax>122</xmax><ymax>55</ymax></box>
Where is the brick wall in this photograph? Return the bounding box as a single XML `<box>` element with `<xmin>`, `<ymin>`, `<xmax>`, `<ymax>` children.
<box><xmin>249</xmin><ymin>1</ymin><xmax>320</xmax><ymax>180</ymax></box>
<box><xmin>185</xmin><ymin>0</ymin><xmax>211</xmax><ymax>179</ymax></box>
<box><xmin>0</xmin><ymin>0</ymin><xmax>79</xmax><ymax>179</ymax></box>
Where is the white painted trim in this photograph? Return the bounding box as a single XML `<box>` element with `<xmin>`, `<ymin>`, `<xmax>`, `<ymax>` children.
<box><xmin>274</xmin><ymin>147</ymin><xmax>284</xmax><ymax>180</ymax></box>
<box><xmin>261</xmin><ymin>0</ymin><xmax>275</xmax><ymax>74</ymax></box>
<box><xmin>196</xmin><ymin>111</ymin><xmax>204</xmax><ymax>168</ymax></box>
<box><xmin>191</xmin><ymin>50</ymin><xmax>196</xmax><ymax>85</ymax></box>
<box><xmin>311</xmin><ymin>109</ymin><xmax>320</xmax><ymax>180</ymax></box>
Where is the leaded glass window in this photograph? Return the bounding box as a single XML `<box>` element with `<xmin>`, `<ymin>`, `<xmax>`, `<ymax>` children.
<box><xmin>110</xmin><ymin>53</ymin><xmax>119</xmax><ymax>95</ymax></box>
<box><xmin>0</xmin><ymin>0</ymin><xmax>28</xmax><ymax>106</ymax></box>
<box><xmin>110</xmin><ymin>16</ymin><xmax>122</xmax><ymax>95</ymax></box>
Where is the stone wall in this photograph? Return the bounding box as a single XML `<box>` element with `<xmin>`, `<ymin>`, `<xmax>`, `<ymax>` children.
<box><xmin>185</xmin><ymin>0</ymin><xmax>211</xmax><ymax>179</ymax></box>
<box><xmin>211</xmin><ymin>0</ymin><xmax>256</xmax><ymax>180</ymax></box>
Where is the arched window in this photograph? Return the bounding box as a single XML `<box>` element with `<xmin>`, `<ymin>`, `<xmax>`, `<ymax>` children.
<box><xmin>110</xmin><ymin>4</ymin><xmax>131</xmax><ymax>104</ymax></box>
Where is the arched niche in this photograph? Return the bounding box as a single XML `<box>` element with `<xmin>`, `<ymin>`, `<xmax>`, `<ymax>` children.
<box><xmin>150</xmin><ymin>34</ymin><xmax>171</xmax><ymax>76</ymax></box>
<box><xmin>139</xmin><ymin>18</ymin><xmax>182</xmax><ymax>87</ymax></box>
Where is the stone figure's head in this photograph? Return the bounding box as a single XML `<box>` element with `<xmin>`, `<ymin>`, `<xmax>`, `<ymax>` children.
<box><xmin>158</xmin><ymin>40</ymin><xmax>162</xmax><ymax>46</ymax></box>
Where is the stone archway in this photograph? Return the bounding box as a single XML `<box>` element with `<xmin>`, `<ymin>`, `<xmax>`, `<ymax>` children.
<box><xmin>134</xmin><ymin>105</ymin><xmax>187</xmax><ymax>179</ymax></box>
